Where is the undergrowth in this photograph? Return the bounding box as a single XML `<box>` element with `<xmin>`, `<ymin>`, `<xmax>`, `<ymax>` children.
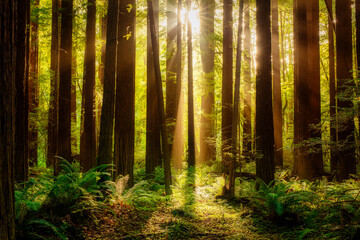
<box><xmin>238</xmin><ymin>174</ymin><xmax>360</xmax><ymax>239</ymax></box>
<box><xmin>15</xmin><ymin>160</ymin><xmax>360</xmax><ymax>239</ymax></box>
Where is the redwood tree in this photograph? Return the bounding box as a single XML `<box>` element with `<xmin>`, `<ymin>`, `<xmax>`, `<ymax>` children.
<box><xmin>29</xmin><ymin>0</ymin><xmax>40</xmax><ymax>166</ymax></box>
<box><xmin>58</xmin><ymin>0</ymin><xmax>73</xmax><ymax>163</ymax></box>
<box><xmin>271</xmin><ymin>0</ymin><xmax>283</xmax><ymax>167</ymax></box>
<box><xmin>335</xmin><ymin>0</ymin><xmax>355</xmax><ymax>180</ymax></box>
<box><xmin>199</xmin><ymin>0</ymin><xmax>215</xmax><ymax>164</ymax></box>
<box><xmin>15</xmin><ymin>0</ymin><xmax>30</xmax><ymax>182</ymax></box>
<box><xmin>80</xmin><ymin>0</ymin><xmax>96</xmax><ymax>172</ymax></box>
<box><xmin>114</xmin><ymin>0</ymin><xmax>136</xmax><ymax>186</ymax></box>
<box><xmin>47</xmin><ymin>0</ymin><xmax>59</xmax><ymax>168</ymax></box>
<box><xmin>97</xmin><ymin>0</ymin><xmax>119</xmax><ymax>172</ymax></box>
<box><xmin>0</xmin><ymin>0</ymin><xmax>16</xmax><ymax>238</ymax></box>
<box><xmin>166</xmin><ymin>0</ymin><xmax>178</xmax><ymax>155</ymax></box>
<box><xmin>243</xmin><ymin>0</ymin><xmax>252</xmax><ymax>158</ymax></box>
<box><xmin>146</xmin><ymin>0</ymin><xmax>161</xmax><ymax>175</ymax></box>
<box><xmin>187</xmin><ymin>0</ymin><xmax>195</xmax><ymax>167</ymax></box>
<box><xmin>222</xmin><ymin>0</ymin><xmax>233</xmax><ymax>171</ymax></box>
<box><xmin>148</xmin><ymin>0</ymin><xmax>172</xmax><ymax>195</ymax></box>
<box><xmin>255</xmin><ymin>0</ymin><xmax>274</xmax><ymax>184</ymax></box>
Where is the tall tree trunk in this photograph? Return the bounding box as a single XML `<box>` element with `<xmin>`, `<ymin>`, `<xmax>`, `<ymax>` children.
<box><xmin>187</xmin><ymin>0</ymin><xmax>195</xmax><ymax>167</ymax></box>
<box><xmin>29</xmin><ymin>0</ymin><xmax>40</xmax><ymax>167</ymax></box>
<box><xmin>326</xmin><ymin>0</ymin><xmax>337</xmax><ymax>173</ymax></box>
<box><xmin>356</xmin><ymin>0</ymin><xmax>360</xmax><ymax>161</ymax></box>
<box><xmin>243</xmin><ymin>0</ymin><xmax>252</xmax><ymax>159</ymax></box>
<box><xmin>255</xmin><ymin>0</ymin><xmax>274</xmax><ymax>184</ymax></box>
<box><xmin>199</xmin><ymin>0</ymin><xmax>215</xmax><ymax>164</ymax></box>
<box><xmin>97</xmin><ymin>12</ymin><xmax>107</xmax><ymax>152</ymax></box>
<box><xmin>146</xmin><ymin>0</ymin><xmax>161</xmax><ymax>175</ymax></box>
<box><xmin>335</xmin><ymin>0</ymin><xmax>355</xmax><ymax>180</ymax></box>
<box><xmin>307</xmin><ymin>0</ymin><xmax>323</xmax><ymax>177</ymax></box>
<box><xmin>293</xmin><ymin>0</ymin><xmax>300</xmax><ymax>174</ymax></box>
<box><xmin>71</xmin><ymin>55</ymin><xmax>77</xmax><ymax>155</ymax></box>
<box><xmin>15</xmin><ymin>0</ymin><xmax>30</xmax><ymax>182</ymax></box>
<box><xmin>58</xmin><ymin>0</ymin><xmax>73</xmax><ymax>164</ymax></box>
<box><xmin>80</xmin><ymin>0</ymin><xmax>96</xmax><ymax>172</ymax></box>
<box><xmin>0</xmin><ymin>0</ymin><xmax>16</xmax><ymax>238</ymax></box>
<box><xmin>172</xmin><ymin>0</ymin><xmax>184</xmax><ymax>169</ymax></box>
<box><xmin>294</xmin><ymin>0</ymin><xmax>323</xmax><ymax>180</ymax></box>
<box><xmin>166</xmin><ymin>0</ymin><xmax>178</xmax><ymax>156</ymax></box>
<box><xmin>97</xmin><ymin>0</ymin><xmax>118</xmax><ymax>174</ymax></box>
<box><xmin>222</xmin><ymin>0</ymin><xmax>233</xmax><ymax>172</ymax></box>
<box><xmin>226</xmin><ymin>0</ymin><xmax>243</xmax><ymax>197</ymax></box>
<box><xmin>148</xmin><ymin>0</ymin><xmax>172</xmax><ymax>195</ymax></box>
<box><xmin>294</xmin><ymin>0</ymin><xmax>310</xmax><ymax>179</ymax></box>
<box><xmin>47</xmin><ymin>0</ymin><xmax>59</xmax><ymax>168</ymax></box>
<box><xmin>271</xmin><ymin>0</ymin><xmax>283</xmax><ymax>167</ymax></box>
<box><xmin>114</xmin><ymin>0</ymin><xmax>136</xmax><ymax>186</ymax></box>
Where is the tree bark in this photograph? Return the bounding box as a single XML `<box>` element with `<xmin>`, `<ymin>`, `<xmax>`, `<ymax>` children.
<box><xmin>335</xmin><ymin>0</ymin><xmax>355</xmax><ymax>180</ymax></box>
<box><xmin>47</xmin><ymin>0</ymin><xmax>59</xmax><ymax>169</ymax></box>
<box><xmin>271</xmin><ymin>0</ymin><xmax>283</xmax><ymax>167</ymax></box>
<box><xmin>255</xmin><ymin>0</ymin><xmax>274</xmax><ymax>184</ymax></box>
<box><xmin>187</xmin><ymin>0</ymin><xmax>195</xmax><ymax>167</ymax></box>
<box><xmin>58</xmin><ymin>0</ymin><xmax>73</xmax><ymax>165</ymax></box>
<box><xmin>226</xmin><ymin>0</ymin><xmax>243</xmax><ymax>197</ymax></box>
<box><xmin>243</xmin><ymin>0</ymin><xmax>252</xmax><ymax>159</ymax></box>
<box><xmin>327</xmin><ymin>0</ymin><xmax>337</xmax><ymax>173</ymax></box>
<box><xmin>222</xmin><ymin>0</ymin><xmax>233</xmax><ymax>172</ymax></box>
<box><xmin>146</xmin><ymin>0</ymin><xmax>161</xmax><ymax>175</ymax></box>
<box><xmin>199</xmin><ymin>0</ymin><xmax>215</xmax><ymax>164</ymax></box>
<box><xmin>0</xmin><ymin>0</ymin><xmax>16</xmax><ymax>238</ymax></box>
<box><xmin>148</xmin><ymin>0</ymin><xmax>172</xmax><ymax>195</ymax></box>
<box><xmin>29</xmin><ymin>0</ymin><xmax>40</xmax><ymax>167</ymax></box>
<box><xmin>97</xmin><ymin>0</ymin><xmax>118</xmax><ymax>174</ymax></box>
<box><xmin>114</xmin><ymin>0</ymin><xmax>136</xmax><ymax>186</ymax></box>
<box><xmin>166</xmin><ymin>0</ymin><xmax>178</xmax><ymax>157</ymax></box>
<box><xmin>15</xmin><ymin>0</ymin><xmax>30</xmax><ymax>182</ymax></box>
<box><xmin>80</xmin><ymin>0</ymin><xmax>96</xmax><ymax>172</ymax></box>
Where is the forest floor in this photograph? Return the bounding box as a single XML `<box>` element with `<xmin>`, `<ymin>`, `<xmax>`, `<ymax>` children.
<box><xmin>77</xmin><ymin>173</ymin><xmax>295</xmax><ymax>240</ymax></box>
<box><xmin>81</xmin><ymin>196</ymin><xmax>279</xmax><ymax>240</ymax></box>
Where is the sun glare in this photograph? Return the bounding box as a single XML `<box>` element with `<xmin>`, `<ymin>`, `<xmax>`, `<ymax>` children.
<box><xmin>180</xmin><ymin>8</ymin><xmax>200</xmax><ymax>33</ymax></box>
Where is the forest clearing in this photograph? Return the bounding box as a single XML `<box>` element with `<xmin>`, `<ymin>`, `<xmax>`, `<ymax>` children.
<box><xmin>1</xmin><ymin>0</ymin><xmax>360</xmax><ymax>239</ymax></box>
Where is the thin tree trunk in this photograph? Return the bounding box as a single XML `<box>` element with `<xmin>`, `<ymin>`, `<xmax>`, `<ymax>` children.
<box><xmin>255</xmin><ymin>0</ymin><xmax>274</xmax><ymax>184</ymax></box>
<box><xmin>146</xmin><ymin>0</ymin><xmax>161</xmax><ymax>175</ymax></box>
<box><xmin>166</xmin><ymin>0</ymin><xmax>178</xmax><ymax>156</ymax></box>
<box><xmin>115</xmin><ymin>0</ymin><xmax>136</xmax><ymax>186</ymax></box>
<box><xmin>148</xmin><ymin>0</ymin><xmax>172</xmax><ymax>195</ymax></box>
<box><xmin>97</xmin><ymin>0</ymin><xmax>118</xmax><ymax>174</ymax></box>
<box><xmin>97</xmin><ymin>12</ymin><xmax>107</xmax><ymax>154</ymax></box>
<box><xmin>327</xmin><ymin>0</ymin><xmax>337</xmax><ymax>173</ymax></box>
<box><xmin>47</xmin><ymin>0</ymin><xmax>59</xmax><ymax>169</ymax></box>
<box><xmin>172</xmin><ymin>0</ymin><xmax>184</xmax><ymax>169</ymax></box>
<box><xmin>222</xmin><ymin>0</ymin><xmax>233</xmax><ymax>172</ymax></box>
<box><xmin>71</xmin><ymin>55</ymin><xmax>77</xmax><ymax>155</ymax></box>
<box><xmin>15</xmin><ymin>0</ymin><xmax>30</xmax><ymax>182</ymax></box>
<box><xmin>0</xmin><ymin>0</ymin><xmax>16</xmax><ymax>238</ymax></box>
<box><xmin>199</xmin><ymin>0</ymin><xmax>215</xmax><ymax>164</ymax></box>
<box><xmin>80</xmin><ymin>0</ymin><xmax>96</xmax><ymax>172</ymax></box>
<box><xmin>187</xmin><ymin>0</ymin><xmax>195</xmax><ymax>167</ymax></box>
<box><xmin>243</xmin><ymin>0</ymin><xmax>252</xmax><ymax>159</ymax></box>
<box><xmin>271</xmin><ymin>0</ymin><xmax>283</xmax><ymax>167</ymax></box>
<box><xmin>227</xmin><ymin>0</ymin><xmax>243</xmax><ymax>197</ymax></box>
<box><xmin>58</xmin><ymin>0</ymin><xmax>73</xmax><ymax>165</ymax></box>
<box><xmin>29</xmin><ymin>0</ymin><xmax>40</xmax><ymax>167</ymax></box>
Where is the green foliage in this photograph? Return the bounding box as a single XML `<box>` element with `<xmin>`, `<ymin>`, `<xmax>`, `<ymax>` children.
<box><xmin>246</xmin><ymin>175</ymin><xmax>360</xmax><ymax>239</ymax></box>
<box><xmin>15</xmin><ymin>160</ymin><xmax>113</xmax><ymax>239</ymax></box>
